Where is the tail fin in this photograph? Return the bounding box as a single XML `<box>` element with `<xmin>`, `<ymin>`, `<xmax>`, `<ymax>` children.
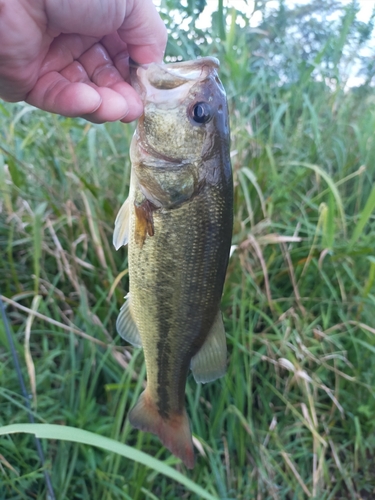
<box><xmin>128</xmin><ymin>390</ymin><xmax>195</xmax><ymax>469</ymax></box>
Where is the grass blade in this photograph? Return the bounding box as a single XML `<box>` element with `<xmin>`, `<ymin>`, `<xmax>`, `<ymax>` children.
<box><xmin>33</xmin><ymin>202</ymin><xmax>47</xmax><ymax>294</ymax></box>
<box><xmin>286</xmin><ymin>161</ymin><xmax>347</xmax><ymax>236</ymax></box>
<box><xmin>349</xmin><ymin>184</ymin><xmax>375</xmax><ymax>248</ymax></box>
<box><xmin>0</xmin><ymin>423</ymin><xmax>219</xmax><ymax>500</ymax></box>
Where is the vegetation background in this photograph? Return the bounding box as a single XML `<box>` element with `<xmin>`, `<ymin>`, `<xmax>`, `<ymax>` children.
<box><xmin>1</xmin><ymin>0</ymin><xmax>375</xmax><ymax>498</ymax></box>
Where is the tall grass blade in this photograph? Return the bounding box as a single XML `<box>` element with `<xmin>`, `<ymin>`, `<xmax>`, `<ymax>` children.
<box><xmin>287</xmin><ymin>161</ymin><xmax>346</xmax><ymax>236</ymax></box>
<box><xmin>33</xmin><ymin>202</ymin><xmax>47</xmax><ymax>293</ymax></box>
<box><xmin>0</xmin><ymin>423</ymin><xmax>219</xmax><ymax>500</ymax></box>
<box><xmin>349</xmin><ymin>185</ymin><xmax>375</xmax><ymax>248</ymax></box>
<box><xmin>0</xmin><ymin>153</ymin><xmax>12</xmax><ymax>214</ymax></box>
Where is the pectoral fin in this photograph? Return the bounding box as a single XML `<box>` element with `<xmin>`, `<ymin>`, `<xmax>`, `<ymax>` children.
<box><xmin>116</xmin><ymin>294</ymin><xmax>142</xmax><ymax>348</ymax></box>
<box><xmin>113</xmin><ymin>197</ymin><xmax>130</xmax><ymax>250</ymax></box>
<box><xmin>134</xmin><ymin>199</ymin><xmax>156</xmax><ymax>247</ymax></box>
<box><xmin>191</xmin><ymin>310</ymin><xmax>227</xmax><ymax>383</ymax></box>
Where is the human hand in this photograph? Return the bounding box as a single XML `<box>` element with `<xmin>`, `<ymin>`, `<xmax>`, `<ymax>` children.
<box><xmin>0</xmin><ymin>0</ymin><xmax>167</xmax><ymax>123</ymax></box>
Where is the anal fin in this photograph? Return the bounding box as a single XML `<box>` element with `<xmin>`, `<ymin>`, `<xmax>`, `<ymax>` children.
<box><xmin>116</xmin><ymin>294</ymin><xmax>142</xmax><ymax>347</ymax></box>
<box><xmin>113</xmin><ymin>197</ymin><xmax>130</xmax><ymax>250</ymax></box>
<box><xmin>129</xmin><ymin>390</ymin><xmax>195</xmax><ymax>469</ymax></box>
<box><xmin>191</xmin><ymin>310</ymin><xmax>227</xmax><ymax>383</ymax></box>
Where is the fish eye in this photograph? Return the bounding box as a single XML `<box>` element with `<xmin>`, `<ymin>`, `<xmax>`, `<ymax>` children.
<box><xmin>191</xmin><ymin>102</ymin><xmax>212</xmax><ymax>124</ymax></box>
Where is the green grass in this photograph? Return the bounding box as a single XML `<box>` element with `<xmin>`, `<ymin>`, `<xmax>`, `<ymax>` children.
<box><xmin>2</xmin><ymin>5</ymin><xmax>375</xmax><ymax>500</ymax></box>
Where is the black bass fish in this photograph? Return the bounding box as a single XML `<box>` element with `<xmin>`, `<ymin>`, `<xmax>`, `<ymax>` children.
<box><xmin>113</xmin><ymin>57</ymin><xmax>233</xmax><ymax>468</ymax></box>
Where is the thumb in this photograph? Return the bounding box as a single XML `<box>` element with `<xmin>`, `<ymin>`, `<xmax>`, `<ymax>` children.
<box><xmin>46</xmin><ymin>0</ymin><xmax>127</xmax><ymax>36</ymax></box>
<box><xmin>119</xmin><ymin>0</ymin><xmax>167</xmax><ymax>64</ymax></box>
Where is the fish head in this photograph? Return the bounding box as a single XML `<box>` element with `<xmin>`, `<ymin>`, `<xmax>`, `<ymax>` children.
<box><xmin>131</xmin><ymin>57</ymin><xmax>229</xmax><ymax>164</ymax></box>
<box><xmin>130</xmin><ymin>57</ymin><xmax>230</xmax><ymax>207</ymax></box>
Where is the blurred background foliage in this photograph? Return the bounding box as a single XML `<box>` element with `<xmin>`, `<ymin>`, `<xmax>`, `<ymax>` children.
<box><xmin>1</xmin><ymin>0</ymin><xmax>375</xmax><ymax>498</ymax></box>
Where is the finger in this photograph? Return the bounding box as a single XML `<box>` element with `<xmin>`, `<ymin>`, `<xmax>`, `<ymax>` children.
<box><xmin>27</xmin><ymin>66</ymin><xmax>141</xmax><ymax>123</ymax></box>
<box><xmin>80</xmin><ymin>85</ymin><xmax>142</xmax><ymax>123</ymax></box>
<box><xmin>78</xmin><ymin>43</ymin><xmax>143</xmax><ymax>121</ymax></box>
<box><xmin>78</xmin><ymin>43</ymin><xmax>125</xmax><ymax>87</ymax></box>
<box><xmin>37</xmin><ymin>36</ymin><xmax>142</xmax><ymax>121</ymax></box>
<box><xmin>26</xmin><ymin>71</ymin><xmax>103</xmax><ymax>117</ymax></box>
<box><xmin>119</xmin><ymin>0</ymin><xmax>168</xmax><ymax>64</ymax></box>
<box><xmin>39</xmin><ymin>34</ymin><xmax>100</xmax><ymax>77</ymax></box>
<box><xmin>101</xmin><ymin>33</ymin><xmax>130</xmax><ymax>81</ymax></box>
<box><xmin>59</xmin><ymin>60</ymin><xmax>90</xmax><ymax>83</ymax></box>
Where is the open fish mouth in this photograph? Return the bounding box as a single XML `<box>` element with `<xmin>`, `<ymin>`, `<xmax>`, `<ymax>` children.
<box><xmin>130</xmin><ymin>57</ymin><xmax>220</xmax><ymax>103</ymax></box>
<box><xmin>145</xmin><ymin>57</ymin><xmax>220</xmax><ymax>89</ymax></box>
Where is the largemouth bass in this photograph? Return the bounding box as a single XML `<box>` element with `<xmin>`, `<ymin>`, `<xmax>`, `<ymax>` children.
<box><xmin>113</xmin><ymin>57</ymin><xmax>233</xmax><ymax>469</ymax></box>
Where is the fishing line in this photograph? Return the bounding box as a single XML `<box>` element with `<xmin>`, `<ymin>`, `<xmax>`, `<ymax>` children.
<box><xmin>0</xmin><ymin>294</ymin><xmax>56</xmax><ymax>500</ymax></box>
